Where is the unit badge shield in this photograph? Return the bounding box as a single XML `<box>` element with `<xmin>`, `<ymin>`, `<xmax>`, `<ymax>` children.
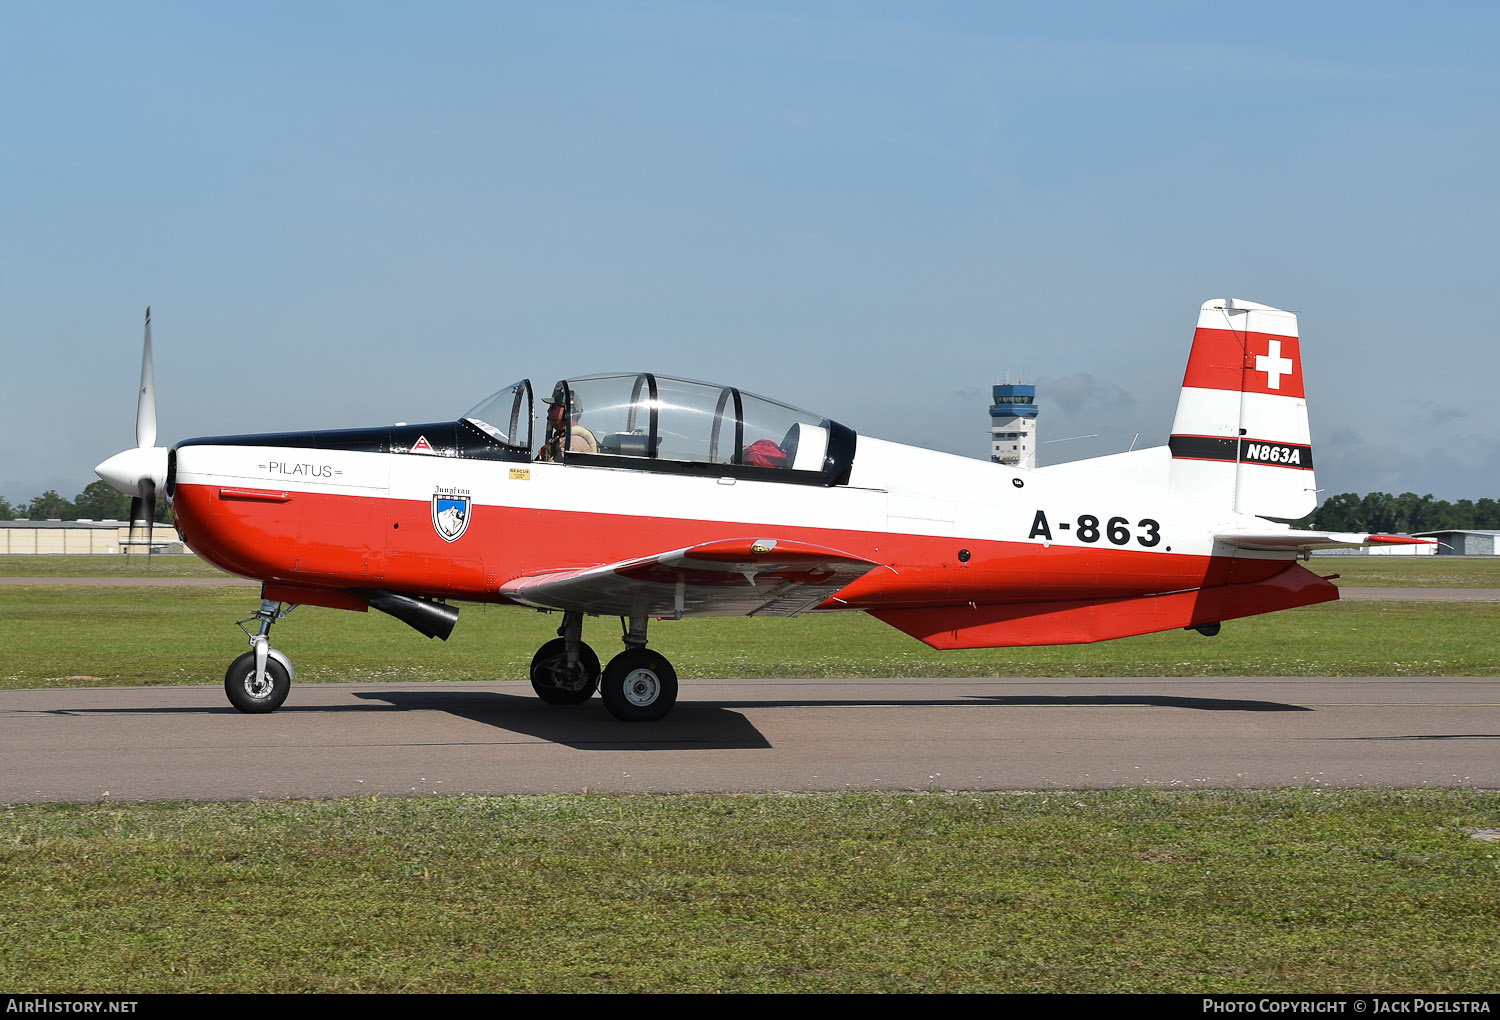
<box><xmin>431</xmin><ymin>487</ymin><xmax>472</xmax><ymax>542</ymax></box>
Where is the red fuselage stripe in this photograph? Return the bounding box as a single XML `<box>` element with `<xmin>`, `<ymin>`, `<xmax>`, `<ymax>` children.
<box><xmin>172</xmin><ymin>482</ymin><xmax>1287</xmax><ymax>608</ymax></box>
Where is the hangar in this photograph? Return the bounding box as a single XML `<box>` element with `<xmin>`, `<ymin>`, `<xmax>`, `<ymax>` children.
<box><xmin>1411</xmin><ymin>529</ymin><xmax>1500</xmax><ymax>556</ymax></box>
<box><xmin>0</xmin><ymin>519</ymin><xmax>183</xmax><ymax>555</ymax></box>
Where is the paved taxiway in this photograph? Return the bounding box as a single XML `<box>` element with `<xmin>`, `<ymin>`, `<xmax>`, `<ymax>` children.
<box><xmin>2</xmin><ymin>676</ymin><xmax>1496</xmax><ymax>802</ymax></box>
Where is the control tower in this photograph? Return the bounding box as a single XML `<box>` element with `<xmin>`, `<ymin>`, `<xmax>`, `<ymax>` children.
<box><xmin>989</xmin><ymin>382</ymin><xmax>1038</xmax><ymax>468</ymax></box>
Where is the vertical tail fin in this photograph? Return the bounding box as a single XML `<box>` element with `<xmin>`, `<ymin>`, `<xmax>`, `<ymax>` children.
<box><xmin>1168</xmin><ymin>298</ymin><xmax>1316</xmax><ymax>519</ymax></box>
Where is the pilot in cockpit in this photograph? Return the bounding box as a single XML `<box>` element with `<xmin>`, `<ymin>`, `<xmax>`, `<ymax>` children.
<box><xmin>539</xmin><ymin>387</ymin><xmax>598</xmax><ymax>461</ymax></box>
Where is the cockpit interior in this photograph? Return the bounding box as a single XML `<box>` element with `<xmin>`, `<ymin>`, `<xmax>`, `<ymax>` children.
<box><xmin>464</xmin><ymin>373</ymin><xmax>856</xmax><ymax>486</ymax></box>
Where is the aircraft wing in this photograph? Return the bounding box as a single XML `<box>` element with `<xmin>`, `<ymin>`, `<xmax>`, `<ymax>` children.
<box><xmin>1214</xmin><ymin>530</ymin><xmax>1434</xmax><ymax>552</ymax></box>
<box><xmin>499</xmin><ymin>538</ymin><xmax>882</xmax><ymax>619</ymax></box>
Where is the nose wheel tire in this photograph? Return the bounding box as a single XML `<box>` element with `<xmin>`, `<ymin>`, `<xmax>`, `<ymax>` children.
<box><xmin>224</xmin><ymin>651</ymin><xmax>291</xmax><ymax>714</ymax></box>
<box><xmin>600</xmin><ymin>649</ymin><xmax>678</xmax><ymax>722</ymax></box>
<box><xmin>530</xmin><ymin>638</ymin><xmax>601</xmax><ymax>705</ymax></box>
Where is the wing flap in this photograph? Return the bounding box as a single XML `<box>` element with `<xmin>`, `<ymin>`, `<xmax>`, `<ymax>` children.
<box><xmin>500</xmin><ymin>538</ymin><xmax>880</xmax><ymax>619</ymax></box>
<box><xmin>1214</xmin><ymin>530</ymin><xmax>1433</xmax><ymax>552</ymax></box>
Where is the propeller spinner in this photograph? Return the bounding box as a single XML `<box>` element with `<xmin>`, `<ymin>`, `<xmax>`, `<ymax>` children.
<box><xmin>95</xmin><ymin>308</ymin><xmax>168</xmax><ymax>553</ymax></box>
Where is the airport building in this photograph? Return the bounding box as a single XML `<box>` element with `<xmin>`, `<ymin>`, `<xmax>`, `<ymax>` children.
<box><xmin>1410</xmin><ymin>529</ymin><xmax>1500</xmax><ymax>556</ymax></box>
<box><xmin>989</xmin><ymin>382</ymin><xmax>1038</xmax><ymax>469</ymax></box>
<box><xmin>0</xmin><ymin>519</ymin><xmax>184</xmax><ymax>554</ymax></box>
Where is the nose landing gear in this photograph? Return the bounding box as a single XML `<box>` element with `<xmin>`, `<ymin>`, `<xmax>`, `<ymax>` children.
<box><xmin>225</xmin><ymin>599</ymin><xmax>297</xmax><ymax>713</ymax></box>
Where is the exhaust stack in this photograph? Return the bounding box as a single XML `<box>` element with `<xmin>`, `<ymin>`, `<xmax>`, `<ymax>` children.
<box><xmin>361</xmin><ymin>590</ymin><xmax>460</xmax><ymax>641</ymax></box>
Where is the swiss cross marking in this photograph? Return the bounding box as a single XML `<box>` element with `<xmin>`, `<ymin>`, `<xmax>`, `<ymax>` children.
<box><xmin>1255</xmin><ymin>339</ymin><xmax>1294</xmax><ymax>390</ymax></box>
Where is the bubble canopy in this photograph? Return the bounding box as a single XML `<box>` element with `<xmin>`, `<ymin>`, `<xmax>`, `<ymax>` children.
<box><xmin>465</xmin><ymin>373</ymin><xmax>856</xmax><ymax>484</ymax></box>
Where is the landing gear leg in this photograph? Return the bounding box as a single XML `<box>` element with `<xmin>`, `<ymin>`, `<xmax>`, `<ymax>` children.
<box><xmin>225</xmin><ymin>599</ymin><xmax>297</xmax><ymax>713</ymax></box>
<box><xmin>600</xmin><ymin>614</ymin><xmax>678</xmax><ymax>722</ymax></box>
<box><xmin>529</xmin><ymin>611</ymin><xmax>600</xmax><ymax>705</ymax></box>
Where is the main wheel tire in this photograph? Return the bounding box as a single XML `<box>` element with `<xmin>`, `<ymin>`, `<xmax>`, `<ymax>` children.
<box><xmin>600</xmin><ymin>648</ymin><xmax>678</xmax><ymax>722</ymax></box>
<box><xmin>224</xmin><ymin>651</ymin><xmax>291</xmax><ymax>714</ymax></box>
<box><xmin>529</xmin><ymin>638</ymin><xmax>601</xmax><ymax>705</ymax></box>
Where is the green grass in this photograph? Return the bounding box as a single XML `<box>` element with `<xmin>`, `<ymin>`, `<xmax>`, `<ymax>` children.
<box><xmin>0</xmin><ymin>554</ymin><xmax>235</xmax><ymax>578</ymax></box>
<box><xmin>3</xmin><ymin>586</ymin><xmax>1497</xmax><ymax>690</ymax></box>
<box><xmin>1317</xmin><ymin>555</ymin><xmax>1500</xmax><ymax>588</ymax></box>
<box><xmin>1</xmin><ymin>790</ymin><xmax>1497</xmax><ymax>993</ymax></box>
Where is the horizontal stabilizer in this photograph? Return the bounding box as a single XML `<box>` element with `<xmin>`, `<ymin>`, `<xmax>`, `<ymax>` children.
<box><xmin>1213</xmin><ymin>530</ymin><xmax>1434</xmax><ymax>553</ymax></box>
<box><xmin>501</xmin><ymin>538</ymin><xmax>880</xmax><ymax>619</ymax></box>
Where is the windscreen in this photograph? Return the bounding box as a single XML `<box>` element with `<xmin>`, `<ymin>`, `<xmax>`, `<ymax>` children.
<box><xmin>462</xmin><ymin>380</ymin><xmax>533</xmax><ymax>450</ymax></box>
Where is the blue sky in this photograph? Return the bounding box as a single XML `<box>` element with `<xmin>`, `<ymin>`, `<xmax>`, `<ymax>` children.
<box><xmin>3</xmin><ymin>1</ymin><xmax>1496</xmax><ymax>504</ymax></box>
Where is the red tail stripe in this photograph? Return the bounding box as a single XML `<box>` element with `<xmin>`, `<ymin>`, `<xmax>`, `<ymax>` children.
<box><xmin>1181</xmin><ymin>328</ymin><xmax>1305</xmax><ymax>398</ymax></box>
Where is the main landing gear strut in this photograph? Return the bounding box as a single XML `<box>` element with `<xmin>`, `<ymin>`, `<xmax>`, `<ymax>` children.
<box><xmin>224</xmin><ymin>599</ymin><xmax>297</xmax><ymax>713</ymax></box>
<box><xmin>528</xmin><ymin>611</ymin><xmax>678</xmax><ymax>721</ymax></box>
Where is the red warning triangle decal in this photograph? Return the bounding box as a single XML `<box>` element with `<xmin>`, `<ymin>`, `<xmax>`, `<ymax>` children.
<box><xmin>411</xmin><ymin>436</ymin><xmax>435</xmax><ymax>454</ymax></box>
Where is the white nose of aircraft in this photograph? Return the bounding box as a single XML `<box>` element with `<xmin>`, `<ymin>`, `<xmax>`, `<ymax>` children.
<box><xmin>95</xmin><ymin>445</ymin><xmax>168</xmax><ymax>495</ymax></box>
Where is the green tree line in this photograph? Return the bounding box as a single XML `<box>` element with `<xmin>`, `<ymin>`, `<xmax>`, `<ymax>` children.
<box><xmin>1292</xmin><ymin>492</ymin><xmax>1500</xmax><ymax>534</ymax></box>
<box><xmin>0</xmin><ymin>481</ymin><xmax>169</xmax><ymax>523</ymax></box>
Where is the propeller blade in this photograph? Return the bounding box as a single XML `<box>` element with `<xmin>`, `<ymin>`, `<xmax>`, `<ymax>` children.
<box><xmin>127</xmin><ymin>480</ymin><xmax>156</xmax><ymax>560</ymax></box>
<box><xmin>143</xmin><ymin>480</ymin><xmax>156</xmax><ymax>564</ymax></box>
<box><xmin>128</xmin><ymin>494</ymin><xmax>144</xmax><ymax>551</ymax></box>
<box><xmin>135</xmin><ymin>307</ymin><xmax>156</xmax><ymax>450</ymax></box>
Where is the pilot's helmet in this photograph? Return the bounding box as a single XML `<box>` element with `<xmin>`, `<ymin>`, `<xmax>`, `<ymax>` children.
<box><xmin>543</xmin><ymin>387</ymin><xmax>584</xmax><ymax>416</ymax></box>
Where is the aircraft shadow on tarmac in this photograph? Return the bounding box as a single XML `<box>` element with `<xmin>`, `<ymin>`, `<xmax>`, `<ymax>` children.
<box><xmin>342</xmin><ymin>689</ymin><xmax>1316</xmax><ymax>750</ymax></box>
<box><xmin>31</xmin><ymin>692</ymin><xmax>775</xmax><ymax>752</ymax></box>
<box><xmin>348</xmin><ymin>690</ymin><xmax>1313</xmax><ymax>749</ymax></box>
<box><xmin>970</xmin><ymin>695</ymin><xmax>1311</xmax><ymax>712</ymax></box>
<box><xmin>350</xmin><ymin>690</ymin><xmax>775</xmax><ymax>751</ymax></box>
<box><xmin>1335</xmin><ymin>733</ymin><xmax>1500</xmax><ymax>741</ymax></box>
<box><xmin>28</xmin><ymin>690</ymin><xmax>1313</xmax><ymax>753</ymax></box>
